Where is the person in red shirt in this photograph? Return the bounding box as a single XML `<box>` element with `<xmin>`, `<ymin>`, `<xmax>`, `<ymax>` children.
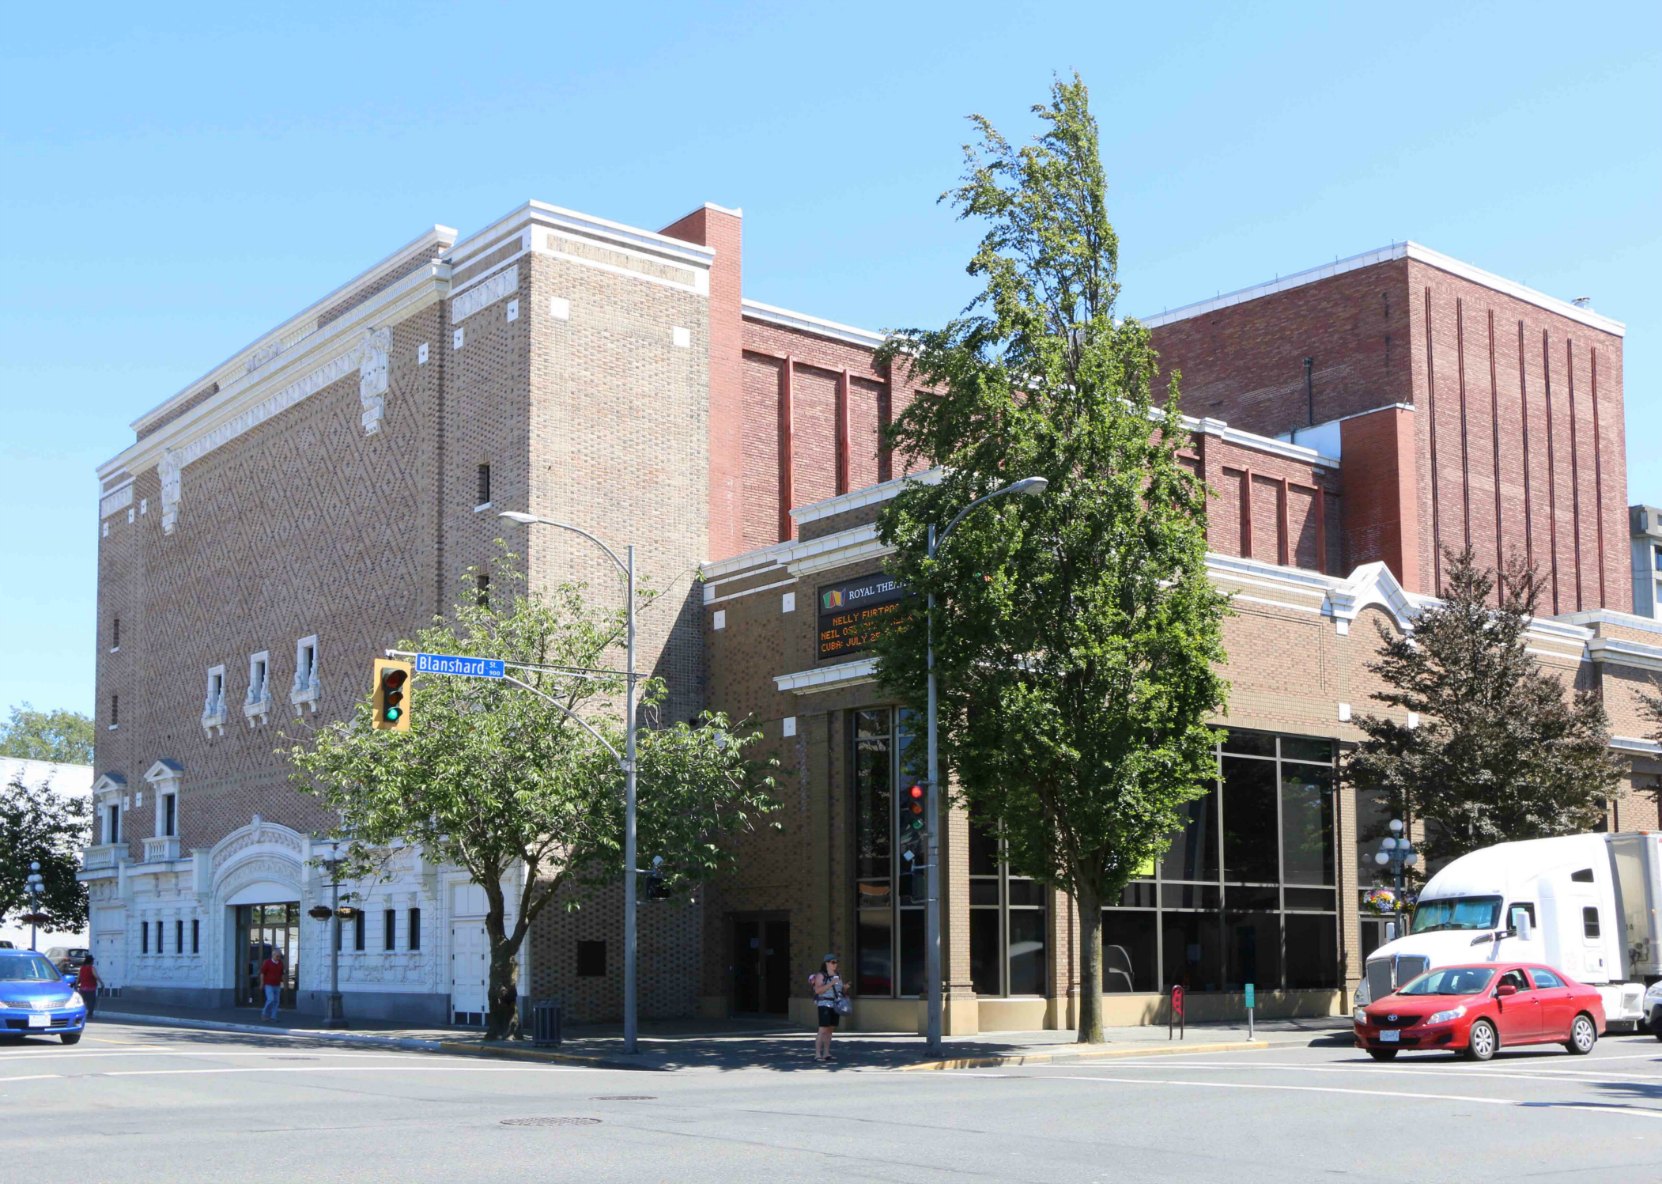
<box><xmin>259</xmin><ymin>949</ymin><xmax>285</xmax><ymax>1021</ymax></box>
<box><xmin>75</xmin><ymin>956</ymin><xmax>103</xmax><ymax>1020</ymax></box>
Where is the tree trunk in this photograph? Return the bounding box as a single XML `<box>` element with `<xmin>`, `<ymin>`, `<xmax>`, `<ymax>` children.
<box><xmin>1075</xmin><ymin>881</ymin><xmax>1104</xmax><ymax>1043</ymax></box>
<box><xmin>484</xmin><ymin>934</ymin><xmax>521</xmax><ymax>1041</ymax></box>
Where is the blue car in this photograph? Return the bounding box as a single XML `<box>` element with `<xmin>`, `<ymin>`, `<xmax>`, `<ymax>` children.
<box><xmin>0</xmin><ymin>949</ymin><xmax>87</xmax><ymax>1045</ymax></box>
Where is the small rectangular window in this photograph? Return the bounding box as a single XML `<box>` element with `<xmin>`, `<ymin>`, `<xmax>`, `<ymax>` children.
<box><xmin>1583</xmin><ymin>907</ymin><xmax>1601</xmax><ymax>939</ymax></box>
<box><xmin>248</xmin><ymin>653</ymin><xmax>269</xmax><ymax>704</ymax></box>
<box><xmin>110</xmin><ymin>693</ymin><xmax>119</xmax><ymax>727</ymax></box>
<box><xmin>576</xmin><ymin>940</ymin><xmax>606</xmax><ymax>977</ymax></box>
<box><xmin>408</xmin><ymin>907</ymin><xmax>422</xmax><ymax>951</ymax></box>
<box><xmin>192</xmin><ymin>919</ymin><xmax>200</xmax><ymax>954</ymax></box>
<box><xmin>162</xmin><ymin>794</ymin><xmax>176</xmax><ymax>838</ymax></box>
<box><xmin>1570</xmin><ymin>868</ymin><xmax>1594</xmax><ymax>883</ymax></box>
<box><xmin>112</xmin><ymin>616</ymin><xmax>120</xmax><ymax>650</ymax></box>
<box><xmin>476</xmin><ymin>574</ymin><xmax>490</xmax><ymax>608</ymax></box>
<box><xmin>354</xmin><ymin>910</ymin><xmax>366</xmax><ymax>952</ymax></box>
<box><xmin>176</xmin><ymin>919</ymin><xmax>183</xmax><ymax>953</ymax></box>
<box><xmin>106</xmin><ymin>804</ymin><xmax>122</xmax><ymax>845</ymax></box>
<box><xmin>141</xmin><ymin>920</ymin><xmax>149</xmax><ymax>954</ymax></box>
<box><xmin>155</xmin><ymin>920</ymin><xmax>164</xmax><ymax>953</ymax></box>
<box><xmin>384</xmin><ymin>909</ymin><xmax>396</xmax><ymax>951</ymax></box>
<box><xmin>476</xmin><ymin>463</ymin><xmax>491</xmax><ymax>506</ymax></box>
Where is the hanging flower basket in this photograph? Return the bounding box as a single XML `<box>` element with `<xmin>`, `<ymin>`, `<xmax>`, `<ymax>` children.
<box><xmin>308</xmin><ymin>905</ymin><xmax>333</xmax><ymax>921</ymax></box>
<box><xmin>1364</xmin><ymin>888</ymin><xmax>1397</xmax><ymax>915</ymax></box>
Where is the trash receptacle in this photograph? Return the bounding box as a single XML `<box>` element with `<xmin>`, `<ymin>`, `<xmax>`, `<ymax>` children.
<box><xmin>532</xmin><ymin>999</ymin><xmax>562</xmax><ymax>1047</ymax></box>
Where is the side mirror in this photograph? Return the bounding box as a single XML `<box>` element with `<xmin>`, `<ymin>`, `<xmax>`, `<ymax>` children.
<box><xmin>1495</xmin><ymin>983</ymin><xmax>1518</xmax><ymax>997</ymax></box>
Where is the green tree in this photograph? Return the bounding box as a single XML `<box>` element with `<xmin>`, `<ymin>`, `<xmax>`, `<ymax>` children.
<box><xmin>1346</xmin><ymin>548</ymin><xmax>1620</xmax><ymax>864</ymax></box>
<box><xmin>289</xmin><ymin>556</ymin><xmax>777</xmax><ymax>1039</ymax></box>
<box><xmin>0</xmin><ymin>704</ymin><xmax>94</xmax><ymax>765</ymax></box>
<box><xmin>1</xmin><ymin>768</ymin><xmax>91</xmax><ymax>933</ymax></box>
<box><xmin>871</xmin><ymin>75</ymin><xmax>1229</xmax><ymax>1044</ymax></box>
<box><xmin>1637</xmin><ymin>688</ymin><xmax>1662</xmax><ymax>813</ymax></box>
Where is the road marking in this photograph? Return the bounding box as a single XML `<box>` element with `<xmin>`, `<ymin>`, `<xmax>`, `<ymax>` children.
<box><xmin>1074</xmin><ymin>1059</ymin><xmax>1662</xmax><ymax>1084</ymax></box>
<box><xmin>0</xmin><ymin>1073</ymin><xmax>64</xmax><ymax>1083</ymax></box>
<box><xmin>964</xmin><ymin>1072</ymin><xmax>1662</xmax><ymax>1122</ymax></box>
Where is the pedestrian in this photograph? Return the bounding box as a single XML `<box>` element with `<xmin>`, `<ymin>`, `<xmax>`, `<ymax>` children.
<box><xmin>809</xmin><ymin>954</ymin><xmax>848</xmax><ymax>1063</ymax></box>
<box><xmin>74</xmin><ymin>955</ymin><xmax>103</xmax><ymax>1020</ymax></box>
<box><xmin>259</xmin><ymin>948</ymin><xmax>285</xmax><ymax>1021</ymax></box>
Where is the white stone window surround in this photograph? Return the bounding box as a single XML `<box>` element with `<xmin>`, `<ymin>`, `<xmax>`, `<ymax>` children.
<box><xmin>291</xmin><ymin>635</ymin><xmax>321</xmax><ymax>714</ymax></box>
<box><xmin>244</xmin><ymin>651</ymin><xmax>272</xmax><ymax>727</ymax></box>
<box><xmin>202</xmin><ymin>664</ymin><xmax>228</xmax><ymax>735</ymax></box>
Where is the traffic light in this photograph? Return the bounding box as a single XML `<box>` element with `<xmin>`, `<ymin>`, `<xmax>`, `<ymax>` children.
<box><xmin>904</xmin><ymin>783</ymin><xmax>926</xmax><ymax>835</ymax></box>
<box><xmin>900</xmin><ymin>782</ymin><xmax>927</xmax><ymax>901</ymax></box>
<box><xmin>371</xmin><ymin>658</ymin><xmax>412</xmax><ymax>732</ymax></box>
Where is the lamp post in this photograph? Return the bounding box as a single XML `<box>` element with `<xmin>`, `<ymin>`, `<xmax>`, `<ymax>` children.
<box><xmin>1373</xmin><ymin>819</ymin><xmax>1419</xmax><ymax>920</ymax></box>
<box><xmin>25</xmin><ymin>862</ymin><xmax>44</xmax><ymax>951</ymax></box>
<box><xmin>501</xmin><ymin>510</ymin><xmax>639</xmax><ymax>1055</ymax></box>
<box><xmin>924</xmin><ymin>475</ymin><xmax>1048</xmax><ymax>1056</ymax></box>
<box><xmin>319</xmin><ymin>839</ymin><xmax>348</xmax><ymax>1029</ymax></box>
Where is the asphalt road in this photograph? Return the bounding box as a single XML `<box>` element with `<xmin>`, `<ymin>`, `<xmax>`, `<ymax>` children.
<box><xmin>2</xmin><ymin>1022</ymin><xmax>1659</xmax><ymax>1182</ymax></box>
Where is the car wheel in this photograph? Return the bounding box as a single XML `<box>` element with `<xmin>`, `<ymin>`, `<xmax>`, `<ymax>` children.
<box><xmin>59</xmin><ymin>1032</ymin><xmax>81</xmax><ymax>1046</ymax></box>
<box><xmin>1652</xmin><ymin>1010</ymin><xmax>1662</xmax><ymax>1042</ymax></box>
<box><xmin>1367</xmin><ymin>1048</ymin><xmax>1398</xmax><ymax>1062</ymax></box>
<box><xmin>1464</xmin><ymin>1019</ymin><xmax>1498</xmax><ymax>1062</ymax></box>
<box><xmin>1565</xmin><ymin>1014</ymin><xmax>1596</xmax><ymax>1055</ymax></box>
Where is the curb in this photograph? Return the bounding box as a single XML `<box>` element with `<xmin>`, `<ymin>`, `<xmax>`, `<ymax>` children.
<box><xmin>97</xmin><ymin>1011</ymin><xmax>443</xmax><ymax>1053</ymax></box>
<box><xmin>435</xmin><ymin>1040</ymin><xmax>654</xmax><ymax>1071</ymax></box>
<box><xmin>901</xmin><ymin>1039</ymin><xmax>1274</xmax><ymax>1071</ymax></box>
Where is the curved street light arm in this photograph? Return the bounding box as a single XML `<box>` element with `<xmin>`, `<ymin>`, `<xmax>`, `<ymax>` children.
<box><xmin>498</xmin><ymin>512</ymin><xmax>626</xmax><ymax>578</ymax></box>
<box><xmin>501</xmin><ymin>673</ymin><xmax>624</xmax><ymax>766</ymax></box>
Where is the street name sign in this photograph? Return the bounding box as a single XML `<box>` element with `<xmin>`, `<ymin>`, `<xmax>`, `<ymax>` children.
<box><xmin>414</xmin><ymin>652</ymin><xmax>506</xmax><ymax>678</ymax></box>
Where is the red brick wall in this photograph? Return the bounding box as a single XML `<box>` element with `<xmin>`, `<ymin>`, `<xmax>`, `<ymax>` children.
<box><xmin>1150</xmin><ymin>259</ymin><xmax>1414</xmax><ymax>438</ymax></box>
<box><xmin>1405</xmin><ymin>259</ymin><xmax>1626</xmax><ymax>612</ymax></box>
<box><xmin>1339</xmin><ymin>405</ymin><xmax>1421</xmax><ymax>590</ymax></box>
<box><xmin>1187</xmin><ymin>430</ymin><xmax>1341</xmax><ymax>573</ymax></box>
<box><xmin>660</xmin><ymin>207</ymin><xmax>748</xmax><ymax>563</ymax></box>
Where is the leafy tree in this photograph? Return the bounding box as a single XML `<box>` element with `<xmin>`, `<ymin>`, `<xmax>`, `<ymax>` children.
<box><xmin>1639</xmin><ymin>689</ymin><xmax>1662</xmax><ymax>813</ymax></box>
<box><xmin>871</xmin><ymin>75</ymin><xmax>1229</xmax><ymax>1043</ymax></box>
<box><xmin>1346</xmin><ymin>548</ymin><xmax>1620</xmax><ymax>864</ymax></box>
<box><xmin>0</xmin><ymin>704</ymin><xmax>94</xmax><ymax>765</ymax></box>
<box><xmin>0</xmin><ymin>768</ymin><xmax>91</xmax><ymax>933</ymax></box>
<box><xmin>289</xmin><ymin>556</ymin><xmax>777</xmax><ymax>1039</ymax></box>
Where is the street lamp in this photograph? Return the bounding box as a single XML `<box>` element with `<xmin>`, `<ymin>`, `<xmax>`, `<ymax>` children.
<box><xmin>500</xmin><ymin>509</ymin><xmax>640</xmax><ymax>1055</ymax></box>
<box><xmin>25</xmin><ymin>862</ymin><xmax>44</xmax><ymax>951</ymax></box>
<box><xmin>924</xmin><ymin>475</ymin><xmax>1048</xmax><ymax>1056</ymax></box>
<box><xmin>316</xmin><ymin>838</ymin><xmax>348</xmax><ymax>1029</ymax></box>
<box><xmin>1373</xmin><ymin>819</ymin><xmax>1419</xmax><ymax>918</ymax></box>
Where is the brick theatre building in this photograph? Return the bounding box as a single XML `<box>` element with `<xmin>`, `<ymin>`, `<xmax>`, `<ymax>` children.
<box><xmin>87</xmin><ymin>204</ymin><xmax>1662</xmax><ymax>1030</ymax></box>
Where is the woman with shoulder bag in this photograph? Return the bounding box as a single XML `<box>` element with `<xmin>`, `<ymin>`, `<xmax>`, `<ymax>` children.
<box><xmin>809</xmin><ymin>954</ymin><xmax>850</xmax><ymax>1063</ymax></box>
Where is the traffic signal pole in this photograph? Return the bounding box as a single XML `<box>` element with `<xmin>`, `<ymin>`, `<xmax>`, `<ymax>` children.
<box><xmin>622</xmin><ymin>542</ymin><xmax>638</xmax><ymax>1057</ymax></box>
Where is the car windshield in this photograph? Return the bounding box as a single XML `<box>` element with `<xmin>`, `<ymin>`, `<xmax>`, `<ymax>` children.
<box><xmin>0</xmin><ymin>955</ymin><xmax>65</xmax><ymax>982</ymax></box>
<box><xmin>1398</xmin><ymin>967</ymin><xmax>1495</xmax><ymax>996</ymax></box>
<box><xmin>1411</xmin><ymin>896</ymin><xmax>1502</xmax><ymax>934</ymax></box>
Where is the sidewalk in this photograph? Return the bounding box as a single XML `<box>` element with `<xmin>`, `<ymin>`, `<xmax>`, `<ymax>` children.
<box><xmin>96</xmin><ymin>998</ymin><xmax>1352</xmax><ymax>1072</ymax></box>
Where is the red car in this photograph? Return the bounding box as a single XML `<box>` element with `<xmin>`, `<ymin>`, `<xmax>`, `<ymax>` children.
<box><xmin>1355</xmin><ymin>962</ymin><xmax>1604</xmax><ymax>1062</ymax></box>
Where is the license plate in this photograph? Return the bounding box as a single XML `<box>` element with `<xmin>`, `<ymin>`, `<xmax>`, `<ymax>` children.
<box><xmin>1380</xmin><ymin>1029</ymin><xmax>1399</xmax><ymax>1043</ymax></box>
<box><xmin>27</xmin><ymin>1013</ymin><xmax>49</xmax><ymax>1028</ymax></box>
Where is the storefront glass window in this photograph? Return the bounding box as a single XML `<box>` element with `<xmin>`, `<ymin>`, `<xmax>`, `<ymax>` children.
<box><xmin>967</xmin><ymin>818</ymin><xmax>1049</xmax><ymax>997</ymax></box>
<box><xmin>852</xmin><ymin>708</ymin><xmax>926</xmax><ymax>998</ymax></box>
<box><xmin>1105</xmin><ymin>731</ymin><xmax>1338</xmax><ymax>995</ymax></box>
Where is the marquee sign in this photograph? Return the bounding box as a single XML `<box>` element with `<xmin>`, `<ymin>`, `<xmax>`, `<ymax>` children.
<box><xmin>817</xmin><ymin>573</ymin><xmax>906</xmax><ymax>660</ymax></box>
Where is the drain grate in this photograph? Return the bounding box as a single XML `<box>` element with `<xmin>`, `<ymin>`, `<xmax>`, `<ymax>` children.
<box><xmin>500</xmin><ymin>1117</ymin><xmax>602</xmax><ymax>1128</ymax></box>
<box><xmin>591</xmin><ymin>1096</ymin><xmax>656</xmax><ymax>1102</ymax></box>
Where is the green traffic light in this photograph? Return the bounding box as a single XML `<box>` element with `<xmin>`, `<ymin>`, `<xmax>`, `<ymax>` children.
<box><xmin>385</xmin><ymin>707</ymin><xmax>401</xmax><ymax>721</ymax></box>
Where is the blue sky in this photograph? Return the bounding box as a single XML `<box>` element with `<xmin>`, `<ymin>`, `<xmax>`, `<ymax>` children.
<box><xmin>2</xmin><ymin>1</ymin><xmax>1658</xmax><ymax>719</ymax></box>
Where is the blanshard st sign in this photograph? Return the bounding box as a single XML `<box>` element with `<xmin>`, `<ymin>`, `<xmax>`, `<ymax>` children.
<box><xmin>414</xmin><ymin>652</ymin><xmax>506</xmax><ymax>679</ymax></box>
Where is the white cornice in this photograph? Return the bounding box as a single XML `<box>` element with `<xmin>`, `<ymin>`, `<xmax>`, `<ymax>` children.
<box><xmin>99</xmin><ymin>261</ymin><xmax>445</xmax><ymax>481</ymax></box>
<box><xmin>1612</xmin><ymin>735</ymin><xmax>1662</xmax><ymax>756</ymax></box>
<box><xmin>1557</xmin><ymin>609</ymin><xmax>1662</xmax><ymax>638</ymax></box>
<box><xmin>452</xmin><ymin>200</ymin><xmax>716</xmax><ymax>272</ymax></box>
<box><xmin>1188</xmin><ymin>416</ymin><xmax>1339</xmax><ymax>470</ymax></box>
<box><xmin>779</xmin><ymin>524</ymin><xmax>887</xmax><ymax>577</ymax></box>
<box><xmin>742</xmin><ymin>300</ymin><xmax>888</xmax><ymax>348</ymax></box>
<box><xmin>701</xmin><ymin>539</ymin><xmax>793</xmax><ymax>584</ymax></box>
<box><xmin>131</xmin><ymin>226</ymin><xmax>456</xmax><ymax>433</ymax></box>
<box><xmin>792</xmin><ymin>469</ymin><xmax>943</xmax><ymax>526</ymax></box>
<box><xmin>1142</xmin><ymin>242</ymin><xmax>1624</xmax><ymax>338</ymax></box>
<box><xmin>1587</xmin><ymin>637</ymin><xmax>1662</xmax><ymax>673</ymax></box>
<box><xmin>775</xmin><ymin>657</ymin><xmax>878</xmax><ymax>694</ymax></box>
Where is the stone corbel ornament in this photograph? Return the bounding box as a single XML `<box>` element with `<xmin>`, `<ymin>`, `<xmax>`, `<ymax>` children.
<box><xmin>159</xmin><ymin>449</ymin><xmax>182</xmax><ymax>534</ymax></box>
<box><xmin>359</xmin><ymin>326</ymin><xmax>391</xmax><ymax>435</ymax></box>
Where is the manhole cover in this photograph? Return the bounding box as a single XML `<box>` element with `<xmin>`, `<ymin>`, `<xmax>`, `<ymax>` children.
<box><xmin>500</xmin><ymin>1117</ymin><xmax>602</xmax><ymax>1128</ymax></box>
<box><xmin>592</xmin><ymin>1096</ymin><xmax>656</xmax><ymax>1101</ymax></box>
